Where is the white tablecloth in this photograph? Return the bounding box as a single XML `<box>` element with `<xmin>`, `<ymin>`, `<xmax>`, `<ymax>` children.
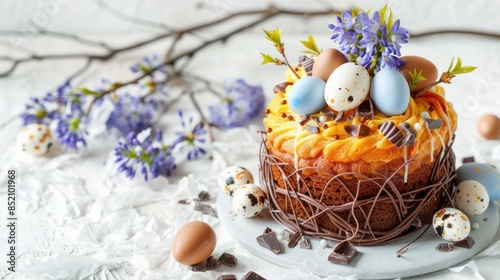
<box><xmin>1</xmin><ymin>2</ymin><xmax>500</xmax><ymax>279</ymax></box>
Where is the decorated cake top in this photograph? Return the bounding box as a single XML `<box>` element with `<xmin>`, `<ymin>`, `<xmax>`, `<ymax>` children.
<box><xmin>261</xmin><ymin>5</ymin><xmax>475</xmax><ymax>169</ymax></box>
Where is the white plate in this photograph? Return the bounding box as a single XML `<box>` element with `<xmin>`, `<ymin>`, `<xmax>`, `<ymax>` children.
<box><xmin>217</xmin><ymin>195</ymin><xmax>499</xmax><ymax>279</ymax></box>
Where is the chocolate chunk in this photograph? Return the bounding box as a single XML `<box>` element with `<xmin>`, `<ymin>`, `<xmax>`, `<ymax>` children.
<box><xmin>194</xmin><ymin>202</ymin><xmax>217</xmax><ymax>216</ymax></box>
<box><xmin>399</xmin><ymin>122</ymin><xmax>417</xmax><ymax>146</ymax></box>
<box><xmin>299</xmin><ymin>55</ymin><xmax>314</xmax><ymax>76</ymax></box>
<box><xmin>320</xmin><ymin>109</ymin><xmax>337</xmax><ymax>121</ymax></box>
<box><xmin>218</xmin><ymin>252</ymin><xmax>238</xmax><ymax>267</ymax></box>
<box><xmin>462</xmin><ymin>156</ymin><xmax>475</xmax><ymax>164</ymax></box>
<box><xmin>280</xmin><ymin>229</ymin><xmax>292</xmax><ymax>241</ymax></box>
<box><xmin>242</xmin><ymin>271</ymin><xmax>267</xmax><ymax>280</ymax></box>
<box><xmin>436</xmin><ymin>243</ymin><xmax>454</xmax><ymax>252</ymax></box>
<box><xmin>299</xmin><ymin>115</ymin><xmax>310</xmax><ymax>126</ymax></box>
<box><xmin>263</xmin><ymin>227</ymin><xmax>273</xmax><ymax>234</ymax></box>
<box><xmin>356</xmin><ymin>99</ymin><xmax>374</xmax><ymax>120</ymax></box>
<box><xmin>424</xmin><ymin>118</ymin><xmax>443</xmax><ymax>129</ymax></box>
<box><xmin>378</xmin><ymin>121</ymin><xmax>403</xmax><ymax>147</ymax></box>
<box><xmin>217</xmin><ymin>275</ymin><xmax>237</xmax><ymax>280</ymax></box>
<box><xmin>328</xmin><ymin>241</ymin><xmax>358</xmax><ymax>265</ymax></box>
<box><xmin>197</xmin><ymin>191</ymin><xmax>210</xmax><ymax>202</ymax></box>
<box><xmin>310</xmin><ymin>115</ymin><xmax>320</xmax><ymax>124</ymax></box>
<box><xmin>287</xmin><ymin>231</ymin><xmax>302</xmax><ymax>248</ymax></box>
<box><xmin>454</xmin><ymin>237</ymin><xmax>475</xmax><ymax>249</ymax></box>
<box><xmin>256</xmin><ymin>231</ymin><xmax>282</xmax><ymax>254</ymax></box>
<box><xmin>191</xmin><ymin>259</ymin><xmax>207</xmax><ymax>272</ymax></box>
<box><xmin>298</xmin><ymin>236</ymin><xmax>311</xmax><ymax>249</ymax></box>
<box><xmin>305</xmin><ymin>124</ymin><xmax>320</xmax><ymax>134</ymax></box>
<box><xmin>178</xmin><ymin>199</ymin><xmax>190</xmax><ymax>205</ymax></box>
<box><xmin>205</xmin><ymin>255</ymin><xmax>220</xmax><ymax>270</ymax></box>
<box><xmin>334</xmin><ymin>111</ymin><xmax>344</xmax><ymax>123</ymax></box>
<box><xmin>344</xmin><ymin>124</ymin><xmax>371</xmax><ymax>138</ymax></box>
<box><xmin>273</xmin><ymin>82</ymin><xmax>293</xmax><ymax>94</ymax></box>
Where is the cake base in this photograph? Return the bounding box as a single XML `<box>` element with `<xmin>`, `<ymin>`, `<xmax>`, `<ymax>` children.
<box><xmin>217</xmin><ymin>195</ymin><xmax>499</xmax><ymax>279</ymax></box>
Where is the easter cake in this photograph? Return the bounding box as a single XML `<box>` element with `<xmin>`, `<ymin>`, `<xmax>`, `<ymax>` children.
<box><xmin>259</xmin><ymin>6</ymin><xmax>476</xmax><ymax>245</ymax></box>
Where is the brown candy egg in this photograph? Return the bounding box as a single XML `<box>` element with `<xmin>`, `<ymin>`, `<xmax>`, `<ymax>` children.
<box><xmin>172</xmin><ymin>221</ymin><xmax>216</xmax><ymax>265</ymax></box>
<box><xmin>477</xmin><ymin>114</ymin><xmax>500</xmax><ymax>139</ymax></box>
<box><xmin>311</xmin><ymin>48</ymin><xmax>348</xmax><ymax>82</ymax></box>
<box><xmin>398</xmin><ymin>56</ymin><xmax>438</xmax><ymax>93</ymax></box>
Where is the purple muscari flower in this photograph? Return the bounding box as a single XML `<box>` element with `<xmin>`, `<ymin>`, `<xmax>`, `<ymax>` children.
<box><xmin>114</xmin><ymin>128</ymin><xmax>176</xmax><ymax>180</ymax></box>
<box><xmin>208</xmin><ymin>79</ymin><xmax>265</xmax><ymax>129</ymax></box>
<box><xmin>54</xmin><ymin>113</ymin><xmax>88</xmax><ymax>150</ymax></box>
<box><xmin>173</xmin><ymin>110</ymin><xmax>208</xmax><ymax>161</ymax></box>
<box><xmin>130</xmin><ymin>53</ymin><xmax>164</xmax><ymax>74</ymax></box>
<box><xmin>106</xmin><ymin>94</ymin><xmax>162</xmax><ymax>135</ymax></box>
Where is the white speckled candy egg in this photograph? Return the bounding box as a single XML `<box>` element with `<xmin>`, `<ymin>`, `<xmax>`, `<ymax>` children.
<box><xmin>232</xmin><ymin>184</ymin><xmax>266</xmax><ymax>217</ymax></box>
<box><xmin>218</xmin><ymin>166</ymin><xmax>254</xmax><ymax>196</ymax></box>
<box><xmin>17</xmin><ymin>123</ymin><xmax>54</xmax><ymax>156</ymax></box>
<box><xmin>456</xmin><ymin>163</ymin><xmax>500</xmax><ymax>200</ymax></box>
<box><xmin>454</xmin><ymin>180</ymin><xmax>490</xmax><ymax>215</ymax></box>
<box><xmin>432</xmin><ymin>208</ymin><xmax>470</xmax><ymax>242</ymax></box>
<box><xmin>370</xmin><ymin>68</ymin><xmax>411</xmax><ymax>116</ymax></box>
<box><xmin>287</xmin><ymin>76</ymin><xmax>327</xmax><ymax>115</ymax></box>
<box><xmin>324</xmin><ymin>62</ymin><xmax>370</xmax><ymax>112</ymax></box>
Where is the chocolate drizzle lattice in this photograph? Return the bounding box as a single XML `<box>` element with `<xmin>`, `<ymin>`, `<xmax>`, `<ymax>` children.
<box><xmin>259</xmin><ymin>133</ymin><xmax>456</xmax><ymax>245</ymax></box>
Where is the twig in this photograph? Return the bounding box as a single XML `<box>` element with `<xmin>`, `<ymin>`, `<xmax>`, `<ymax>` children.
<box><xmin>0</xmin><ymin>6</ymin><xmax>336</xmax><ymax>78</ymax></box>
<box><xmin>67</xmin><ymin>58</ymin><xmax>93</xmax><ymax>83</ymax></box>
<box><xmin>410</xmin><ymin>29</ymin><xmax>500</xmax><ymax>39</ymax></box>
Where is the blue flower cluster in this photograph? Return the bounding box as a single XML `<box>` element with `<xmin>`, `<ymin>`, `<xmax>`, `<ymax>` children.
<box><xmin>106</xmin><ymin>93</ymin><xmax>163</xmax><ymax>136</ymax></box>
<box><xmin>114</xmin><ymin>128</ymin><xmax>176</xmax><ymax>180</ymax></box>
<box><xmin>21</xmin><ymin>81</ymin><xmax>89</xmax><ymax>150</ymax></box>
<box><xmin>328</xmin><ymin>8</ymin><xmax>409</xmax><ymax>73</ymax></box>
<box><xmin>208</xmin><ymin>79</ymin><xmax>265</xmax><ymax>129</ymax></box>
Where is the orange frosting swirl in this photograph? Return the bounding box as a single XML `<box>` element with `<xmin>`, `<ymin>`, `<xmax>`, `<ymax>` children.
<box><xmin>263</xmin><ymin>71</ymin><xmax>457</xmax><ymax>173</ymax></box>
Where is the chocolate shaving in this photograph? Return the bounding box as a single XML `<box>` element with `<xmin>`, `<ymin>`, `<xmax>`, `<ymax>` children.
<box><xmin>328</xmin><ymin>241</ymin><xmax>358</xmax><ymax>265</ymax></box>
<box><xmin>263</xmin><ymin>227</ymin><xmax>273</xmax><ymax>234</ymax></box>
<box><xmin>310</xmin><ymin>115</ymin><xmax>320</xmax><ymax>124</ymax></box>
<box><xmin>334</xmin><ymin>111</ymin><xmax>344</xmax><ymax>123</ymax></box>
<box><xmin>425</xmin><ymin>118</ymin><xmax>443</xmax><ymax>129</ymax></box>
<box><xmin>298</xmin><ymin>236</ymin><xmax>311</xmax><ymax>249</ymax></box>
<box><xmin>242</xmin><ymin>271</ymin><xmax>267</xmax><ymax>280</ymax></box>
<box><xmin>320</xmin><ymin>109</ymin><xmax>337</xmax><ymax>121</ymax></box>
<box><xmin>378</xmin><ymin>121</ymin><xmax>403</xmax><ymax>147</ymax></box>
<box><xmin>299</xmin><ymin>115</ymin><xmax>310</xmax><ymax>126</ymax></box>
<box><xmin>194</xmin><ymin>202</ymin><xmax>217</xmax><ymax>216</ymax></box>
<box><xmin>400</xmin><ymin>122</ymin><xmax>417</xmax><ymax>146</ymax></box>
<box><xmin>454</xmin><ymin>237</ymin><xmax>475</xmax><ymax>249</ymax></box>
<box><xmin>218</xmin><ymin>275</ymin><xmax>237</xmax><ymax>280</ymax></box>
<box><xmin>462</xmin><ymin>156</ymin><xmax>475</xmax><ymax>164</ymax></box>
<box><xmin>344</xmin><ymin>124</ymin><xmax>371</xmax><ymax>138</ymax></box>
<box><xmin>196</xmin><ymin>191</ymin><xmax>210</xmax><ymax>202</ymax></box>
<box><xmin>177</xmin><ymin>199</ymin><xmax>190</xmax><ymax>205</ymax></box>
<box><xmin>218</xmin><ymin>252</ymin><xmax>238</xmax><ymax>267</ymax></box>
<box><xmin>305</xmin><ymin>124</ymin><xmax>320</xmax><ymax>134</ymax></box>
<box><xmin>256</xmin><ymin>231</ymin><xmax>282</xmax><ymax>254</ymax></box>
<box><xmin>436</xmin><ymin>243</ymin><xmax>454</xmax><ymax>252</ymax></box>
<box><xmin>356</xmin><ymin>99</ymin><xmax>374</xmax><ymax>120</ymax></box>
<box><xmin>299</xmin><ymin>55</ymin><xmax>314</xmax><ymax>76</ymax></box>
<box><xmin>273</xmin><ymin>82</ymin><xmax>293</xmax><ymax>94</ymax></box>
<box><xmin>280</xmin><ymin>229</ymin><xmax>292</xmax><ymax>241</ymax></box>
<box><xmin>287</xmin><ymin>231</ymin><xmax>302</xmax><ymax>248</ymax></box>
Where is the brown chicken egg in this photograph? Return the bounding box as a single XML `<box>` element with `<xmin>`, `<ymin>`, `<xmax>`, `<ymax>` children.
<box><xmin>311</xmin><ymin>48</ymin><xmax>348</xmax><ymax>82</ymax></box>
<box><xmin>172</xmin><ymin>221</ymin><xmax>216</xmax><ymax>265</ymax></box>
<box><xmin>398</xmin><ymin>56</ymin><xmax>438</xmax><ymax>93</ymax></box>
<box><xmin>477</xmin><ymin>114</ymin><xmax>500</xmax><ymax>139</ymax></box>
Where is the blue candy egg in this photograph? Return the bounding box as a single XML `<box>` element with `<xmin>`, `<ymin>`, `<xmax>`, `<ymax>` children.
<box><xmin>456</xmin><ymin>163</ymin><xmax>500</xmax><ymax>200</ymax></box>
<box><xmin>370</xmin><ymin>68</ymin><xmax>410</xmax><ymax>116</ymax></box>
<box><xmin>288</xmin><ymin>76</ymin><xmax>327</xmax><ymax>115</ymax></box>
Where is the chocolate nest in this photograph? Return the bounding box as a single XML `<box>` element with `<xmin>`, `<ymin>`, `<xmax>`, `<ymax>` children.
<box><xmin>259</xmin><ymin>134</ymin><xmax>456</xmax><ymax>245</ymax></box>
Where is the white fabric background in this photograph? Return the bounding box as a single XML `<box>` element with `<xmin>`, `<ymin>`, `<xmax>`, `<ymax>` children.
<box><xmin>1</xmin><ymin>1</ymin><xmax>500</xmax><ymax>279</ymax></box>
